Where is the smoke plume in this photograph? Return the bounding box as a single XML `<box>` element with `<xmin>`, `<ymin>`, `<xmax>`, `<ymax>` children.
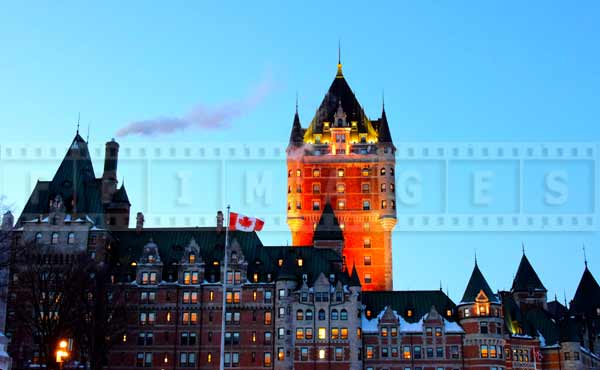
<box><xmin>116</xmin><ymin>76</ymin><xmax>274</xmax><ymax>137</ymax></box>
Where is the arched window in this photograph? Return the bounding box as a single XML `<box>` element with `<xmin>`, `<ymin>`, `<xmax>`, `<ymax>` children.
<box><xmin>189</xmin><ymin>253</ymin><xmax>196</xmax><ymax>264</ymax></box>
<box><xmin>380</xmin><ymin>168</ymin><xmax>386</xmax><ymax>176</ymax></box>
<box><xmin>390</xmin><ymin>168</ymin><xmax>395</xmax><ymax>176</ymax></box>
<box><xmin>67</xmin><ymin>232</ymin><xmax>75</xmax><ymax>244</ymax></box>
<box><xmin>331</xmin><ymin>309</ymin><xmax>339</xmax><ymax>320</ymax></box>
<box><xmin>51</xmin><ymin>232</ymin><xmax>59</xmax><ymax>245</ymax></box>
<box><xmin>296</xmin><ymin>310</ymin><xmax>304</xmax><ymax>321</ymax></box>
<box><xmin>318</xmin><ymin>309</ymin><xmax>326</xmax><ymax>321</ymax></box>
<box><xmin>305</xmin><ymin>309</ymin><xmax>313</xmax><ymax>320</ymax></box>
<box><xmin>340</xmin><ymin>309</ymin><xmax>348</xmax><ymax>320</ymax></box>
<box><xmin>35</xmin><ymin>232</ymin><xmax>42</xmax><ymax>245</ymax></box>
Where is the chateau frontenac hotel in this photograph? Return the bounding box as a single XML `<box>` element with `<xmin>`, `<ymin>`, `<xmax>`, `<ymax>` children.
<box><xmin>2</xmin><ymin>60</ymin><xmax>600</xmax><ymax>370</ymax></box>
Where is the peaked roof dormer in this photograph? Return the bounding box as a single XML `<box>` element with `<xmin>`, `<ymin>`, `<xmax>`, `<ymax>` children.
<box><xmin>313</xmin><ymin>202</ymin><xmax>343</xmax><ymax>242</ymax></box>
<box><xmin>461</xmin><ymin>261</ymin><xmax>499</xmax><ymax>304</ymax></box>
<box><xmin>512</xmin><ymin>253</ymin><xmax>547</xmax><ymax>293</ymax></box>
<box><xmin>570</xmin><ymin>265</ymin><xmax>600</xmax><ymax>315</ymax></box>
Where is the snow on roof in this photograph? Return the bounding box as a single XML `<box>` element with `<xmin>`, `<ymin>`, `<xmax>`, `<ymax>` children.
<box><xmin>362</xmin><ymin>306</ymin><xmax>464</xmax><ymax>334</ymax></box>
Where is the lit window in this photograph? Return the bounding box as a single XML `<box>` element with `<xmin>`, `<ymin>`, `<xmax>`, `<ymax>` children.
<box><xmin>403</xmin><ymin>346</ymin><xmax>411</xmax><ymax>359</ymax></box>
<box><xmin>364</xmin><ymin>255</ymin><xmax>372</xmax><ymax>266</ymax></box>
<box><xmin>296</xmin><ymin>169</ymin><xmax>301</xmax><ymax>177</ymax></box>
<box><xmin>313</xmin><ymin>201</ymin><xmax>320</xmax><ymax>211</ymax></box>
<box><xmin>337</xmin><ymin>183</ymin><xmax>345</xmax><ymax>193</ymax></box>
<box><xmin>381</xmin><ymin>200</ymin><xmax>387</xmax><ymax>209</ymax></box>
<box><xmin>318</xmin><ymin>349</ymin><xmax>326</xmax><ymax>360</ymax></box>
<box><xmin>253</xmin><ymin>273</ymin><xmax>259</xmax><ymax>282</ymax></box>
<box><xmin>407</xmin><ymin>309</ymin><xmax>413</xmax><ymax>317</ymax></box>
<box><xmin>362</xmin><ymin>167</ymin><xmax>370</xmax><ymax>176</ymax></box>
<box><xmin>331</xmin><ymin>327</ymin><xmax>339</xmax><ymax>339</ymax></box>
<box><xmin>188</xmin><ymin>254</ymin><xmax>195</xmax><ymax>264</ymax></box>
<box><xmin>318</xmin><ymin>327</ymin><xmax>326</xmax><ymax>340</ymax></box>
<box><xmin>296</xmin><ymin>328</ymin><xmax>304</xmax><ymax>340</ymax></box>
<box><xmin>364</xmin><ymin>273</ymin><xmax>372</xmax><ymax>284</ymax></box>
<box><xmin>481</xmin><ymin>345</ymin><xmax>489</xmax><ymax>358</ymax></box>
<box><xmin>313</xmin><ymin>168</ymin><xmax>320</xmax><ymax>177</ymax></box>
<box><xmin>277</xmin><ymin>347</ymin><xmax>284</xmax><ymax>361</ymax></box>
<box><xmin>337</xmin><ymin>168</ymin><xmax>345</xmax><ymax>177</ymax></box>
<box><xmin>381</xmin><ymin>183</ymin><xmax>387</xmax><ymax>192</ymax></box>
<box><xmin>264</xmin><ymin>312</ymin><xmax>272</xmax><ymax>325</ymax></box>
<box><xmin>297</xmin><ymin>258</ymin><xmax>303</xmax><ymax>267</ymax></box>
<box><xmin>209</xmin><ymin>290</ymin><xmax>214</xmax><ymax>301</ymax></box>
<box><xmin>381</xmin><ymin>327</ymin><xmax>388</xmax><ymax>337</ymax></box>
<box><xmin>264</xmin><ymin>352</ymin><xmax>272</xmax><ymax>367</ymax></box>
<box><xmin>364</xmin><ymin>238</ymin><xmax>371</xmax><ymax>248</ymax></box>
<box><xmin>337</xmin><ymin>200</ymin><xmax>345</xmax><ymax>210</ymax></box>
<box><xmin>380</xmin><ymin>168</ymin><xmax>386</xmax><ymax>176</ymax></box>
<box><xmin>435</xmin><ymin>327</ymin><xmax>442</xmax><ymax>337</ymax></box>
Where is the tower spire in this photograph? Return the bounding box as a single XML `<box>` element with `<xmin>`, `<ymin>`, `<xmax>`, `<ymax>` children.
<box><xmin>583</xmin><ymin>244</ymin><xmax>588</xmax><ymax>268</ymax></box>
<box><xmin>295</xmin><ymin>91</ymin><xmax>298</xmax><ymax>114</ymax></box>
<box><xmin>522</xmin><ymin>242</ymin><xmax>525</xmax><ymax>255</ymax></box>
<box><xmin>76</xmin><ymin>112</ymin><xmax>81</xmax><ymax>135</ymax></box>
<box><xmin>336</xmin><ymin>40</ymin><xmax>343</xmax><ymax>78</ymax></box>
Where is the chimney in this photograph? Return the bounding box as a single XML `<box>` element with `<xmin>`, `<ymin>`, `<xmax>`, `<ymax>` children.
<box><xmin>136</xmin><ymin>212</ymin><xmax>144</xmax><ymax>233</ymax></box>
<box><xmin>102</xmin><ymin>138</ymin><xmax>120</xmax><ymax>203</ymax></box>
<box><xmin>216</xmin><ymin>211</ymin><xmax>224</xmax><ymax>232</ymax></box>
<box><xmin>1</xmin><ymin>211</ymin><xmax>14</xmax><ymax>231</ymax></box>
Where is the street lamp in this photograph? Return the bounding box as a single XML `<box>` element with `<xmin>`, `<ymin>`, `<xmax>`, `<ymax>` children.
<box><xmin>56</xmin><ymin>339</ymin><xmax>69</xmax><ymax>370</ymax></box>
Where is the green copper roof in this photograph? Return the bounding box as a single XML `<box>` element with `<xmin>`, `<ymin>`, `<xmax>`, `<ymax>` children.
<box><xmin>362</xmin><ymin>290</ymin><xmax>457</xmax><ymax>323</ymax></box>
<box><xmin>512</xmin><ymin>254</ymin><xmax>546</xmax><ymax>293</ymax></box>
<box><xmin>460</xmin><ymin>262</ymin><xmax>499</xmax><ymax>304</ymax></box>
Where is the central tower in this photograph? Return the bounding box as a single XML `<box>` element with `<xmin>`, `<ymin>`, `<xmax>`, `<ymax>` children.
<box><xmin>286</xmin><ymin>59</ymin><xmax>397</xmax><ymax>291</ymax></box>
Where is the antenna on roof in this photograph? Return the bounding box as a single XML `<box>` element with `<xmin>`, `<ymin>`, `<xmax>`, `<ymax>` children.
<box><xmin>583</xmin><ymin>244</ymin><xmax>588</xmax><ymax>268</ymax></box>
<box><xmin>76</xmin><ymin>112</ymin><xmax>81</xmax><ymax>135</ymax></box>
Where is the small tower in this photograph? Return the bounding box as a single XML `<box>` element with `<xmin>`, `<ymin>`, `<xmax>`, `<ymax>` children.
<box><xmin>101</xmin><ymin>138</ymin><xmax>120</xmax><ymax>204</ymax></box>
<box><xmin>511</xmin><ymin>251</ymin><xmax>548</xmax><ymax>310</ymax></box>
<box><xmin>458</xmin><ymin>261</ymin><xmax>505</xmax><ymax>370</ymax></box>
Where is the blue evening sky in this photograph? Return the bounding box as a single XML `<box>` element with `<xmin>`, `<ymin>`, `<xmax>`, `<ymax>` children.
<box><xmin>1</xmin><ymin>1</ymin><xmax>599</xmax><ymax>302</ymax></box>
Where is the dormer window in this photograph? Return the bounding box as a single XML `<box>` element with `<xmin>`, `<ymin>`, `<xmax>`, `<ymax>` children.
<box><xmin>67</xmin><ymin>232</ymin><xmax>75</xmax><ymax>244</ymax></box>
<box><xmin>407</xmin><ymin>309</ymin><xmax>413</xmax><ymax>318</ymax></box>
<box><xmin>35</xmin><ymin>232</ymin><xmax>43</xmax><ymax>245</ymax></box>
<box><xmin>297</xmin><ymin>258</ymin><xmax>303</xmax><ymax>267</ymax></box>
<box><xmin>148</xmin><ymin>255</ymin><xmax>155</xmax><ymax>263</ymax></box>
<box><xmin>278</xmin><ymin>259</ymin><xmax>283</xmax><ymax>267</ymax></box>
<box><xmin>253</xmin><ymin>273</ymin><xmax>258</xmax><ymax>283</ymax></box>
<box><xmin>189</xmin><ymin>254</ymin><xmax>196</xmax><ymax>264</ymax></box>
<box><xmin>464</xmin><ymin>308</ymin><xmax>470</xmax><ymax>317</ymax></box>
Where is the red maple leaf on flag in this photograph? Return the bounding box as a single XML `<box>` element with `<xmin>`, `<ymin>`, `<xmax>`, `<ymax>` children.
<box><xmin>239</xmin><ymin>216</ymin><xmax>253</xmax><ymax>228</ymax></box>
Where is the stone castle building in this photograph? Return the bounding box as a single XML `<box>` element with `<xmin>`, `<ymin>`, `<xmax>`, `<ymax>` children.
<box><xmin>1</xmin><ymin>61</ymin><xmax>599</xmax><ymax>370</ymax></box>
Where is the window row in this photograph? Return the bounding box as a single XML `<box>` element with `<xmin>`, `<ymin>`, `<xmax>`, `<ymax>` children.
<box><xmin>288</xmin><ymin>167</ymin><xmax>395</xmax><ymax>178</ymax></box>
<box><xmin>297</xmin><ymin>347</ymin><xmax>345</xmax><ymax>361</ymax></box>
<box><xmin>35</xmin><ymin>232</ymin><xmax>76</xmax><ymax>245</ymax></box>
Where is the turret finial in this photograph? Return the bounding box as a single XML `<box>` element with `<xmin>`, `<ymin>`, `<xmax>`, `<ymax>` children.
<box><xmin>522</xmin><ymin>242</ymin><xmax>525</xmax><ymax>255</ymax></box>
<box><xmin>583</xmin><ymin>244</ymin><xmax>588</xmax><ymax>268</ymax></box>
<box><xmin>474</xmin><ymin>249</ymin><xmax>478</xmax><ymax>265</ymax></box>
<box><xmin>76</xmin><ymin>112</ymin><xmax>81</xmax><ymax>135</ymax></box>
<box><xmin>295</xmin><ymin>91</ymin><xmax>298</xmax><ymax>114</ymax></box>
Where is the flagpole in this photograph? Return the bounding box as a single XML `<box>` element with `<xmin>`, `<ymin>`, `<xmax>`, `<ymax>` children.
<box><xmin>219</xmin><ymin>205</ymin><xmax>230</xmax><ymax>370</ymax></box>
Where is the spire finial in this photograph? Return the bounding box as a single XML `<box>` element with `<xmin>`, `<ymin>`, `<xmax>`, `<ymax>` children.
<box><xmin>76</xmin><ymin>112</ymin><xmax>81</xmax><ymax>135</ymax></box>
<box><xmin>336</xmin><ymin>40</ymin><xmax>343</xmax><ymax>78</ymax></box>
<box><xmin>295</xmin><ymin>91</ymin><xmax>298</xmax><ymax>114</ymax></box>
<box><xmin>382</xmin><ymin>89</ymin><xmax>386</xmax><ymax>111</ymax></box>
<box><xmin>522</xmin><ymin>242</ymin><xmax>525</xmax><ymax>255</ymax></box>
<box><xmin>583</xmin><ymin>244</ymin><xmax>588</xmax><ymax>268</ymax></box>
<box><xmin>474</xmin><ymin>249</ymin><xmax>478</xmax><ymax>266</ymax></box>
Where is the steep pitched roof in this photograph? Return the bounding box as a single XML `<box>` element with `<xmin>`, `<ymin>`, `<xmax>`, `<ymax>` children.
<box><xmin>570</xmin><ymin>266</ymin><xmax>600</xmax><ymax>315</ymax></box>
<box><xmin>349</xmin><ymin>263</ymin><xmax>361</xmax><ymax>287</ymax></box>
<box><xmin>512</xmin><ymin>254</ymin><xmax>547</xmax><ymax>293</ymax></box>
<box><xmin>288</xmin><ymin>111</ymin><xmax>304</xmax><ymax>147</ymax></box>
<box><xmin>460</xmin><ymin>262</ymin><xmax>499</xmax><ymax>304</ymax></box>
<box><xmin>306</xmin><ymin>64</ymin><xmax>372</xmax><ymax>136</ymax></box>
<box><xmin>313</xmin><ymin>203</ymin><xmax>343</xmax><ymax>241</ymax></box>
<box><xmin>112</xmin><ymin>184</ymin><xmax>131</xmax><ymax>205</ymax></box>
<box><xmin>362</xmin><ymin>290</ymin><xmax>457</xmax><ymax>323</ymax></box>
<box><xmin>377</xmin><ymin>107</ymin><xmax>393</xmax><ymax>144</ymax></box>
<box><xmin>18</xmin><ymin>133</ymin><xmax>105</xmax><ymax>225</ymax></box>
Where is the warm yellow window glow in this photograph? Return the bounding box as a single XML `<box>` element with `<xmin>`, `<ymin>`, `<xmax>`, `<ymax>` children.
<box><xmin>122</xmin><ymin>334</ymin><xmax>127</xmax><ymax>342</ymax></box>
<box><xmin>337</xmin><ymin>183</ymin><xmax>345</xmax><ymax>193</ymax></box>
<box><xmin>341</xmin><ymin>328</ymin><xmax>348</xmax><ymax>339</ymax></box>
<box><xmin>407</xmin><ymin>309</ymin><xmax>413</xmax><ymax>317</ymax></box>
<box><xmin>209</xmin><ymin>290</ymin><xmax>214</xmax><ymax>301</ymax></box>
<box><xmin>318</xmin><ymin>349</ymin><xmax>326</xmax><ymax>359</ymax></box>
<box><xmin>297</xmin><ymin>258</ymin><xmax>303</xmax><ymax>267</ymax></box>
<box><xmin>337</xmin><ymin>200</ymin><xmax>345</xmax><ymax>210</ymax></box>
<box><xmin>207</xmin><ymin>353</ymin><xmax>212</xmax><ymax>363</ymax></box>
<box><xmin>337</xmin><ymin>168</ymin><xmax>345</xmax><ymax>177</ymax></box>
<box><xmin>296</xmin><ymin>328</ymin><xmax>304</xmax><ymax>340</ymax></box>
<box><xmin>131</xmin><ymin>261</ymin><xmax>137</xmax><ymax>266</ymax></box>
<box><xmin>213</xmin><ymin>261</ymin><xmax>219</xmax><ymax>266</ymax></box>
<box><xmin>318</xmin><ymin>327</ymin><xmax>326</xmax><ymax>340</ymax></box>
<box><xmin>278</xmin><ymin>259</ymin><xmax>283</xmax><ymax>267</ymax></box>
<box><xmin>331</xmin><ymin>328</ymin><xmax>339</xmax><ymax>339</ymax></box>
<box><xmin>253</xmin><ymin>290</ymin><xmax>257</xmax><ymax>302</ymax></box>
<box><xmin>166</xmin><ymin>311</ymin><xmax>171</xmax><ymax>322</ymax></box>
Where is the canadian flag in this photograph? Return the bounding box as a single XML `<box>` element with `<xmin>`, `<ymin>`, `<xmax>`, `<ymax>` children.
<box><xmin>229</xmin><ymin>212</ymin><xmax>265</xmax><ymax>232</ymax></box>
